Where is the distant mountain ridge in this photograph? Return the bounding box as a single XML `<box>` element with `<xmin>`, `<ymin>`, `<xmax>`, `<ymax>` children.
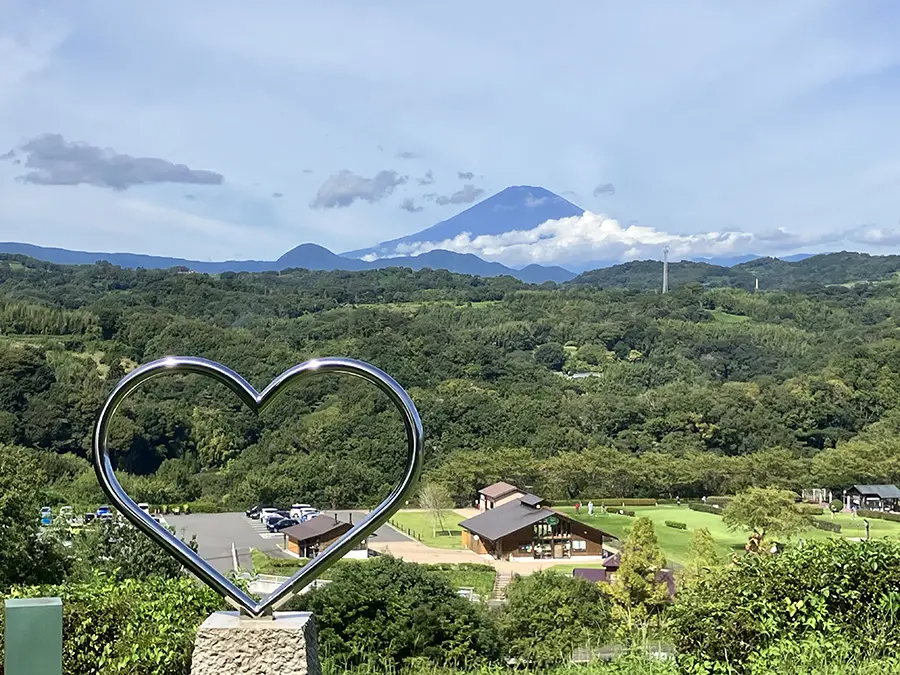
<box><xmin>0</xmin><ymin>241</ymin><xmax>577</xmax><ymax>283</ymax></box>
<box><xmin>343</xmin><ymin>185</ymin><xmax>584</xmax><ymax>260</ymax></box>
<box><xmin>570</xmin><ymin>252</ymin><xmax>900</xmax><ymax>291</ymax></box>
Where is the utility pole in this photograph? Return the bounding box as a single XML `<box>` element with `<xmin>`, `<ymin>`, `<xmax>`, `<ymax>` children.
<box><xmin>662</xmin><ymin>247</ymin><xmax>669</xmax><ymax>294</ymax></box>
<box><xmin>755</xmin><ymin>277</ymin><xmax>759</xmax><ymax>293</ymax></box>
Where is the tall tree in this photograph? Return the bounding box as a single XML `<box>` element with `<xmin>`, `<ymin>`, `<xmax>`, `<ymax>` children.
<box><xmin>606</xmin><ymin>517</ymin><xmax>670</xmax><ymax>631</ymax></box>
<box><xmin>418</xmin><ymin>480</ymin><xmax>453</xmax><ymax>537</ymax></box>
<box><xmin>681</xmin><ymin>527</ymin><xmax>722</xmax><ymax>585</ymax></box>
<box><xmin>723</xmin><ymin>487</ymin><xmax>808</xmax><ymax>551</ymax></box>
<box><xmin>0</xmin><ymin>444</ymin><xmax>69</xmax><ymax>590</ymax></box>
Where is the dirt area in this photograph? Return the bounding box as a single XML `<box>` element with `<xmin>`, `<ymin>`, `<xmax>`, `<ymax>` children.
<box><xmin>368</xmin><ymin>538</ymin><xmax>607</xmax><ymax>574</ymax></box>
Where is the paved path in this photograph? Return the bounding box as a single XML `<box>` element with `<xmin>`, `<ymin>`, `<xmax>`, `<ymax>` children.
<box><xmin>166</xmin><ymin>511</ymin><xmax>411</xmax><ymax>573</ymax></box>
<box><xmin>167</xmin><ymin>512</ymin><xmax>285</xmax><ymax>573</ymax></box>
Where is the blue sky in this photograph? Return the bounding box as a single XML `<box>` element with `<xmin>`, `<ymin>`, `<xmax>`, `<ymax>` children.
<box><xmin>2</xmin><ymin>1</ymin><xmax>900</xmax><ymax>265</ymax></box>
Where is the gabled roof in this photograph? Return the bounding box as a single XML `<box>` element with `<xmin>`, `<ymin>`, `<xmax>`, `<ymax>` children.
<box><xmin>460</xmin><ymin>499</ymin><xmax>617</xmax><ymax>543</ymax></box>
<box><xmin>460</xmin><ymin>500</ymin><xmax>555</xmax><ymax>541</ymax></box>
<box><xmin>850</xmin><ymin>485</ymin><xmax>900</xmax><ymax>499</ymax></box>
<box><xmin>478</xmin><ymin>481</ymin><xmax>523</xmax><ymax>500</ymax></box>
<box><xmin>519</xmin><ymin>493</ymin><xmax>544</xmax><ymax>507</ymax></box>
<box><xmin>281</xmin><ymin>515</ymin><xmax>352</xmax><ymax>543</ymax></box>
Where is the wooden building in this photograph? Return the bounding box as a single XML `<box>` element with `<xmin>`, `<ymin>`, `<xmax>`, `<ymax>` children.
<box><xmin>478</xmin><ymin>481</ymin><xmax>525</xmax><ymax>511</ymax></box>
<box><xmin>460</xmin><ymin>492</ymin><xmax>615</xmax><ymax>560</ymax></box>
<box><xmin>281</xmin><ymin>514</ymin><xmax>368</xmax><ymax>559</ymax></box>
<box><xmin>844</xmin><ymin>485</ymin><xmax>900</xmax><ymax>512</ymax></box>
<box><xmin>573</xmin><ymin>559</ymin><xmax>676</xmax><ymax>598</ymax></box>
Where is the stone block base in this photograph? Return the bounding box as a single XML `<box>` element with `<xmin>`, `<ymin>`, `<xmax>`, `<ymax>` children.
<box><xmin>191</xmin><ymin>611</ymin><xmax>321</xmax><ymax>675</ymax></box>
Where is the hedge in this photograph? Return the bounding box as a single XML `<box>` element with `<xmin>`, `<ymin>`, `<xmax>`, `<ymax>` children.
<box><xmin>665</xmin><ymin>520</ymin><xmax>688</xmax><ymax>530</ymax></box>
<box><xmin>552</xmin><ymin>498</ymin><xmax>666</xmax><ymax>507</ymax></box>
<box><xmin>794</xmin><ymin>503</ymin><xmax>825</xmax><ymax>515</ymax></box>
<box><xmin>688</xmin><ymin>503</ymin><xmax>723</xmax><ymax>515</ymax></box>
<box><xmin>810</xmin><ymin>519</ymin><xmax>841</xmax><ymax>533</ymax></box>
<box><xmin>615</xmin><ymin>509</ymin><xmax>636</xmax><ymax>517</ymax></box>
<box><xmin>858</xmin><ymin>509</ymin><xmax>900</xmax><ymax>523</ymax></box>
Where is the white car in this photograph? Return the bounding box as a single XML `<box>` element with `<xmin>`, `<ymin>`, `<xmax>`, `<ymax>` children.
<box><xmin>290</xmin><ymin>504</ymin><xmax>316</xmax><ymax>520</ymax></box>
<box><xmin>138</xmin><ymin>503</ymin><xmax>151</xmax><ymax>515</ymax></box>
<box><xmin>259</xmin><ymin>508</ymin><xmax>281</xmax><ymax>526</ymax></box>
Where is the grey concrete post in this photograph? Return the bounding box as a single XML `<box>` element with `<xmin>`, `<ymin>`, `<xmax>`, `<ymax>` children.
<box><xmin>191</xmin><ymin>612</ymin><xmax>321</xmax><ymax>675</ymax></box>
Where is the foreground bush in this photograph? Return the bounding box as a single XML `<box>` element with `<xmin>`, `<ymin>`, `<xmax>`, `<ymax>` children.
<box><xmin>290</xmin><ymin>556</ymin><xmax>502</xmax><ymax>670</ymax></box>
<box><xmin>670</xmin><ymin>539</ymin><xmax>900</xmax><ymax>672</ymax></box>
<box><xmin>0</xmin><ymin>574</ymin><xmax>221</xmax><ymax>675</ymax></box>
<box><xmin>500</xmin><ymin>571</ymin><xmax>611</xmax><ymax>667</ymax></box>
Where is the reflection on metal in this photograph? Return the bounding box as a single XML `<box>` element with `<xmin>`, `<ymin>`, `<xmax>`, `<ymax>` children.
<box><xmin>92</xmin><ymin>356</ymin><xmax>424</xmax><ymax>619</ymax></box>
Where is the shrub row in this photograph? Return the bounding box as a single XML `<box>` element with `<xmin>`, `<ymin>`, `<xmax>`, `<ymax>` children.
<box><xmin>706</xmin><ymin>496</ymin><xmax>732</xmax><ymax>506</ymax></box>
<box><xmin>615</xmin><ymin>509</ymin><xmax>636</xmax><ymax>517</ymax></box>
<box><xmin>688</xmin><ymin>503</ymin><xmax>723</xmax><ymax>515</ymax></box>
<box><xmin>858</xmin><ymin>509</ymin><xmax>900</xmax><ymax>522</ymax></box>
<box><xmin>810</xmin><ymin>519</ymin><xmax>841</xmax><ymax>533</ymax></box>
<box><xmin>795</xmin><ymin>503</ymin><xmax>825</xmax><ymax>515</ymax></box>
<box><xmin>553</xmin><ymin>498</ymin><xmax>665</xmax><ymax>507</ymax></box>
<box><xmin>665</xmin><ymin>520</ymin><xmax>688</xmax><ymax>530</ymax></box>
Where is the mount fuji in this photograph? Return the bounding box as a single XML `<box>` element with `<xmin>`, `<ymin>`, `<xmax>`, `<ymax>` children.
<box><xmin>343</xmin><ymin>185</ymin><xmax>583</xmax><ymax>261</ymax></box>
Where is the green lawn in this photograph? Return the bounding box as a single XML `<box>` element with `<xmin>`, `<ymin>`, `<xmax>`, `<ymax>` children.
<box><xmin>390</xmin><ymin>509</ymin><xmax>467</xmax><ymax>549</ymax></box>
<box><xmin>250</xmin><ymin>550</ymin><xmax>495</xmax><ymax>598</ymax></box>
<box><xmin>554</xmin><ymin>505</ymin><xmax>900</xmax><ymax>568</ymax></box>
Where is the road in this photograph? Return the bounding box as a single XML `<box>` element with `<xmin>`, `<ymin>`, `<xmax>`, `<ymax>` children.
<box><xmin>166</xmin><ymin>510</ymin><xmax>411</xmax><ymax>573</ymax></box>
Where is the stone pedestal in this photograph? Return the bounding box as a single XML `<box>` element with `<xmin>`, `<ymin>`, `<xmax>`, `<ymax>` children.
<box><xmin>191</xmin><ymin>611</ymin><xmax>321</xmax><ymax>675</ymax></box>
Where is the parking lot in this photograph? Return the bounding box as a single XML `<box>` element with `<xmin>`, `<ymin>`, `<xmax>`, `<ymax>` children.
<box><xmin>166</xmin><ymin>510</ymin><xmax>410</xmax><ymax>573</ymax></box>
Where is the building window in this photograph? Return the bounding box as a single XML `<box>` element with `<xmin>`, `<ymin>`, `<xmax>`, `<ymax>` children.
<box><xmin>572</xmin><ymin>539</ymin><xmax>587</xmax><ymax>551</ymax></box>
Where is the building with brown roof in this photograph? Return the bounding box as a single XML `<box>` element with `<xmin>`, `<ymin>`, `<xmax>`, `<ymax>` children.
<box><xmin>478</xmin><ymin>481</ymin><xmax>526</xmax><ymax>511</ymax></box>
<box><xmin>281</xmin><ymin>514</ymin><xmax>369</xmax><ymax>559</ymax></box>
<box><xmin>460</xmin><ymin>490</ymin><xmax>616</xmax><ymax>560</ymax></box>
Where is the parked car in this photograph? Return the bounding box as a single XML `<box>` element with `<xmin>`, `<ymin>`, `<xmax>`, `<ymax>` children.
<box><xmin>266</xmin><ymin>516</ymin><xmax>294</xmax><ymax>532</ymax></box>
<box><xmin>258</xmin><ymin>507</ymin><xmax>279</xmax><ymax>524</ymax></box>
<box><xmin>40</xmin><ymin>506</ymin><xmax>52</xmax><ymax>526</ymax></box>
<box><xmin>289</xmin><ymin>503</ymin><xmax>313</xmax><ymax>519</ymax></box>
<box><xmin>58</xmin><ymin>506</ymin><xmax>74</xmax><ymax>522</ymax></box>
<box><xmin>272</xmin><ymin>517</ymin><xmax>299</xmax><ymax>532</ymax></box>
<box><xmin>96</xmin><ymin>506</ymin><xmax>113</xmax><ymax>522</ymax></box>
<box><xmin>138</xmin><ymin>503</ymin><xmax>151</xmax><ymax>515</ymax></box>
<box><xmin>246</xmin><ymin>504</ymin><xmax>266</xmax><ymax>519</ymax></box>
<box><xmin>299</xmin><ymin>510</ymin><xmax>321</xmax><ymax>522</ymax></box>
<box><xmin>83</xmin><ymin>513</ymin><xmax>96</xmax><ymax>525</ymax></box>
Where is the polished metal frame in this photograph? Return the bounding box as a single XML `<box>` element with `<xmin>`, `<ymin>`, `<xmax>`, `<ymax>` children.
<box><xmin>92</xmin><ymin>356</ymin><xmax>423</xmax><ymax>618</ymax></box>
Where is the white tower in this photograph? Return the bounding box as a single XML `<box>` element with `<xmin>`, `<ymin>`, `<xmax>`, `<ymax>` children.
<box><xmin>662</xmin><ymin>247</ymin><xmax>669</xmax><ymax>294</ymax></box>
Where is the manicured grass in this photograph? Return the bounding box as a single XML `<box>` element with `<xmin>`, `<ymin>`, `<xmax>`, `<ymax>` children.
<box><xmin>250</xmin><ymin>550</ymin><xmax>495</xmax><ymax>598</ymax></box>
<box><xmin>390</xmin><ymin>509</ymin><xmax>467</xmax><ymax>549</ymax></box>
<box><xmin>555</xmin><ymin>505</ymin><xmax>900</xmax><ymax>567</ymax></box>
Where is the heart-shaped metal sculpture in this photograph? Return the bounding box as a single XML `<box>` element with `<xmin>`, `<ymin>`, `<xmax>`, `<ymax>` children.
<box><xmin>92</xmin><ymin>356</ymin><xmax>423</xmax><ymax>618</ymax></box>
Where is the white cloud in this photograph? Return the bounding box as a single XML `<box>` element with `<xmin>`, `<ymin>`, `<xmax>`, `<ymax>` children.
<box><xmin>374</xmin><ymin>212</ymin><xmax>858</xmax><ymax>266</ymax></box>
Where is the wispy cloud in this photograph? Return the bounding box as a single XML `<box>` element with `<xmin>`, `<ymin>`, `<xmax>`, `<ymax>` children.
<box><xmin>399</xmin><ymin>198</ymin><xmax>423</xmax><ymax>213</ymax></box>
<box><xmin>593</xmin><ymin>182</ymin><xmax>615</xmax><ymax>196</ymax></box>
<box><xmin>426</xmin><ymin>184</ymin><xmax>484</xmax><ymax>206</ymax></box>
<box><xmin>8</xmin><ymin>134</ymin><xmax>224</xmax><ymax>191</ymax></box>
<box><xmin>417</xmin><ymin>170</ymin><xmax>435</xmax><ymax>186</ymax></box>
<box><xmin>310</xmin><ymin>169</ymin><xmax>407</xmax><ymax>208</ymax></box>
<box><xmin>457</xmin><ymin>171</ymin><xmax>474</xmax><ymax>180</ymax></box>
<box><xmin>396</xmin><ymin>150</ymin><xmax>421</xmax><ymax>159</ymax></box>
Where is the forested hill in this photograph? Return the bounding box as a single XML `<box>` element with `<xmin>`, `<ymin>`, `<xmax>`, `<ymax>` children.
<box><xmin>4</xmin><ymin>252</ymin><xmax>900</xmax><ymax>510</ymax></box>
<box><xmin>571</xmin><ymin>251</ymin><xmax>900</xmax><ymax>291</ymax></box>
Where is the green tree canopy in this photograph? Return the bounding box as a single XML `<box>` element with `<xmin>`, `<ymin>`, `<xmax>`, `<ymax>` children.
<box><xmin>723</xmin><ymin>487</ymin><xmax>808</xmax><ymax>546</ymax></box>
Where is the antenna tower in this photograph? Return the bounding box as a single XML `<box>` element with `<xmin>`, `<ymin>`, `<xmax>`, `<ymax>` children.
<box><xmin>662</xmin><ymin>247</ymin><xmax>669</xmax><ymax>294</ymax></box>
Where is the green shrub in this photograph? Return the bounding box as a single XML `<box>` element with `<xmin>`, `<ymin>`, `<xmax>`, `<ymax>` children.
<box><xmin>858</xmin><ymin>509</ymin><xmax>900</xmax><ymax>522</ymax></box>
<box><xmin>501</xmin><ymin>571</ymin><xmax>611</xmax><ymax>667</ymax></box>
<box><xmin>671</xmin><ymin>539</ymin><xmax>900</xmax><ymax>672</ymax></box>
<box><xmin>616</xmin><ymin>509</ymin><xmax>636</xmax><ymax>517</ymax></box>
<box><xmin>810</xmin><ymin>519</ymin><xmax>841</xmax><ymax>533</ymax></box>
<box><xmin>665</xmin><ymin>520</ymin><xmax>687</xmax><ymax>530</ymax></box>
<box><xmin>688</xmin><ymin>503</ymin><xmax>722</xmax><ymax>515</ymax></box>
<box><xmin>289</xmin><ymin>556</ymin><xmax>501</xmax><ymax>669</ymax></box>
<box><xmin>707</xmin><ymin>496</ymin><xmax>732</xmax><ymax>506</ymax></box>
<box><xmin>794</xmin><ymin>503</ymin><xmax>824</xmax><ymax>515</ymax></box>
<box><xmin>830</xmin><ymin>499</ymin><xmax>845</xmax><ymax>513</ymax></box>
<box><xmin>0</xmin><ymin>575</ymin><xmax>221</xmax><ymax>675</ymax></box>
